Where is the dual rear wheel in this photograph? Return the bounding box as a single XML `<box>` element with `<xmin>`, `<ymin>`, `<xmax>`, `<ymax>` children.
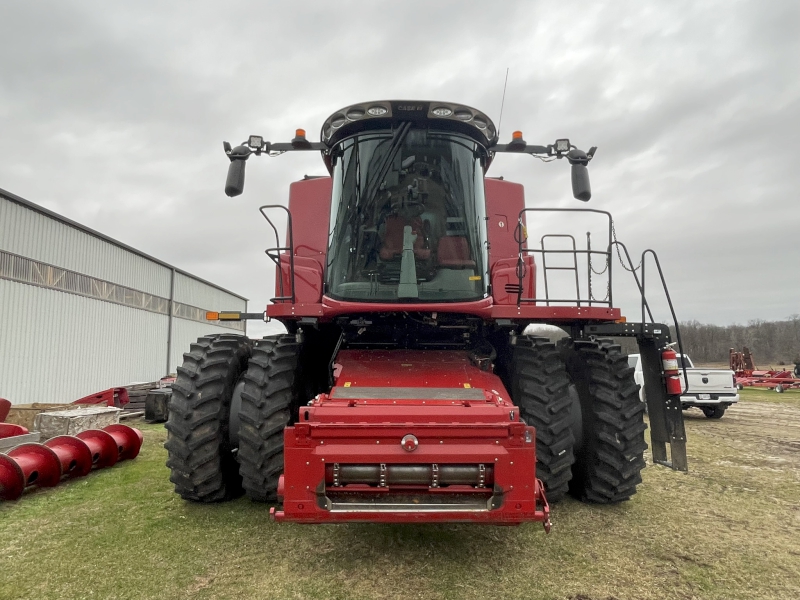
<box><xmin>165</xmin><ymin>333</ymin><xmax>302</xmax><ymax>503</ymax></box>
<box><xmin>166</xmin><ymin>333</ymin><xmax>646</xmax><ymax>506</ymax></box>
<box><xmin>511</xmin><ymin>335</ymin><xmax>646</xmax><ymax>504</ymax></box>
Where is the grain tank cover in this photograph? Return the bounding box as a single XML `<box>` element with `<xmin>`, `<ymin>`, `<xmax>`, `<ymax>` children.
<box><xmin>321</xmin><ymin>101</ymin><xmax>498</xmax><ymax>148</ymax></box>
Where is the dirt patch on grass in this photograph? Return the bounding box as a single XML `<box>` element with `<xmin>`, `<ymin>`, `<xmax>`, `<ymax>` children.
<box><xmin>684</xmin><ymin>400</ymin><xmax>800</xmax><ymax>470</ymax></box>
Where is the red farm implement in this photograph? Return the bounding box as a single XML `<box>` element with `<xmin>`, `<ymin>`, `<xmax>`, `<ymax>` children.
<box><xmin>165</xmin><ymin>101</ymin><xmax>690</xmax><ymax>531</ymax></box>
<box><xmin>0</xmin><ymin>423</ymin><xmax>142</xmax><ymax>501</ymax></box>
<box><xmin>730</xmin><ymin>347</ymin><xmax>800</xmax><ymax>392</ymax></box>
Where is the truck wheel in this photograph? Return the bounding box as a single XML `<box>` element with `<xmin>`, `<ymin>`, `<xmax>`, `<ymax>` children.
<box><xmin>511</xmin><ymin>336</ymin><xmax>576</xmax><ymax>502</ymax></box>
<box><xmin>165</xmin><ymin>334</ymin><xmax>252</xmax><ymax>502</ymax></box>
<box><xmin>560</xmin><ymin>338</ymin><xmax>646</xmax><ymax>504</ymax></box>
<box><xmin>702</xmin><ymin>405</ymin><xmax>726</xmax><ymax>419</ymax></box>
<box><xmin>237</xmin><ymin>334</ymin><xmax>303</xmax><ymax>502</ymax></box>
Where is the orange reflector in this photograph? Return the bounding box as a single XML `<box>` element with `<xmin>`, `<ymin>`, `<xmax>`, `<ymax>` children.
<box><xmin>206</xmin><ymin>311</ymin><xmax>219</xmax><ymax>321</ymax></box>
<box><xmin>295</xmin><ymin>129</ymin><xmax>306</xmax><ymax>138</ymax></box>
<box><xmin>615</xmin><ymin>317</ymin><xmax>627</xmax><ymax>323</ymax></box>
<box><xmin>512</xmin><ymin>131</ymin><xmax>523</xmax><ymax>140</ymax></box>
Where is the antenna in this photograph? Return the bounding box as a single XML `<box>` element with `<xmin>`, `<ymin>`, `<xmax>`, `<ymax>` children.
<box><xmin>497</xmin><ymin>68</ymin><xmax>509</xmax><ymax>138</ymax></box>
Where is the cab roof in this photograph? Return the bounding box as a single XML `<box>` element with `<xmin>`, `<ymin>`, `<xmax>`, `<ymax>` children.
<box><xmin>320</xmin><ymin>100</ymin><xmax>498</xmax><ymax>148</ymax></box>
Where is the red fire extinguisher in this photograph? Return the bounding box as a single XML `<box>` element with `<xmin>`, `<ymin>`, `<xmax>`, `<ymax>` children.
<box><xmin>662</xmin><ymin>348</ymin><xmax>683</xmax><ymax>395</ymax></box>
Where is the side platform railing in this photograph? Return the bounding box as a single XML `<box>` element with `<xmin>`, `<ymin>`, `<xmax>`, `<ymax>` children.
<box><xmin>259</xmin><ymin>204</ymin><xmax>296</xmax><ymax>304</ymax></box>
<box><xmin>515</xmin><ymin>208</ymin><xmax>689</xmax><ymax>471</ymax></box>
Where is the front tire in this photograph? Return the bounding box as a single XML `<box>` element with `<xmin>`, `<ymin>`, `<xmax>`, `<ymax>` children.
<box><xmin>165</xmin><ymin>334</ymin><xmax>252</xmax><ymax>502</ymax></box>
<box><xmin>510</xmin><ymin>336</ymin><xmax>576</xmax><ymax>502</ymax></box>
<box><xmin>560</xmin><ymin>338</ymin><xmax>647</xmax><ymax>504</ymax></box>
<box><xmin>237</xmin><ymin>335</ymin><xmax>304</xmax><ymax>502</ymax></box>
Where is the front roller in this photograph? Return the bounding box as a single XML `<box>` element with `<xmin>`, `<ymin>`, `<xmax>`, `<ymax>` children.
<box><xmin>267</xmin><ymin>377</ymin><xmax>552</xmax><ymax>529</ymax></box>
<box><xmin>45</xmin><ymin>436</ymin><xmax>93</xmax><ymax>478</ymax></box>
<box><xmin>270</xmin><ymin>423</ymin><xmax>551</xmax><ymax>528</ymax></box>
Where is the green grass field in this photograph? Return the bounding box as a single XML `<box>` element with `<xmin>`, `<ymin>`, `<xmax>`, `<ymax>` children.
<box><xmin>1</xmin><ymin>389</ymin><xmax>799</xmax><ymax>600</ymax></box>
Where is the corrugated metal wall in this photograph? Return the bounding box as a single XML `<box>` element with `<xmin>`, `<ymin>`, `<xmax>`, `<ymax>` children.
<box><xmin>173</xmin><ymin>271</ymin><xmax>244</xmax><ymax>310</ymax></box>
<box><xmin>0</xmin><ymin>197</ymin><xmax>171</xmax><ymax>296</ymax></box>
<box><xmin>0</xmin><ymin>280</ymin><xmax>167</xmax><ymax>404</ymax></box>
<box><xmin>0</xmin><ymin>192</ymin><xmax>248</xmax><ymax>406</ymax></box>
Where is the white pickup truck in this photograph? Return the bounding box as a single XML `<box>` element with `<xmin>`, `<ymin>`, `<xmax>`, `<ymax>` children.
<box><xmin>628</xmin><ymin>353</ymin><xmax>739</xmax><ymax>419</ymax></box>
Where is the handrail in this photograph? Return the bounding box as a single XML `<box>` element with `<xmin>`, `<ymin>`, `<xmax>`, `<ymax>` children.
<box><xmin>513</xmin><ymin>208</ymin><xmax>686</xmax><ymax>388</ymax></box>
<box><xmin>259</xmin><ymin>205</ymin><xmax>296</xmax><ymax>304</ymax></box>
<box><xmin>609</xmin><ymin>240</ymin><xmax>654</xmax><ymax>322</ymax></box>
<box><xmin>515</xmin><ymin>208</ymin><xmax>613</xmax><ymax>307</ymax></box>
<box><xmin>540</xmin><ymin>234</ymin><xmax>581</xmax><ymax>307</ymax></box>
<box><xmin>640</xmin><ymin>249</ymin><xmax>689</xmax><ymax>393</ymax></box>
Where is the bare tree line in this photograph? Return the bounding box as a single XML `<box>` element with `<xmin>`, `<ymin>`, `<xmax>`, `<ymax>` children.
<box><xmin>529</xmin><ymin>316</ymin><xmax>800</xmax><ymax>366</ymax></box>
<box><xmin>674</xmin><ymin>317</ymin><xmax>800</xmax><ymax>366</ymax></box>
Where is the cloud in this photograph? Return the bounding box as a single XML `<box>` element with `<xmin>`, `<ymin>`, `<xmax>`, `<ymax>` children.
<box><xmin>1</xmin><ymin>0</ymin><xmax>797</xmax><ymax>331</ymax></box>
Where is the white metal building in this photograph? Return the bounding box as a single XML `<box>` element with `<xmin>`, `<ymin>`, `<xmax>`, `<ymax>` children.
<box><xmin>0</xmin><ymin>187</ymin><xmax>248</xmax><ymax>405</ymax></box>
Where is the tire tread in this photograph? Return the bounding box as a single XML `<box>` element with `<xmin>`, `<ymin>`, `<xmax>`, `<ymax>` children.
<box><xmin>165</xmin><ymin>333</ymin><xmax>251</xmax><ymax>502</ymax></box>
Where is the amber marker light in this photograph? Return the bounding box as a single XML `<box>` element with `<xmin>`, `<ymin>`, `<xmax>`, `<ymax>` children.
<box><xmin>512</xmin><ymin>131</ymin><xmax>523</xmax><ymax>140</ymax></box>
<box><xmin>291</xmin><ymin>128</ymin><xmax>311</xmax><ymax>148</ymax></box>
<box><xmin>206</xmin><ymin>311</ymin><xmax>220</xmax><ymax>321</ymax></box>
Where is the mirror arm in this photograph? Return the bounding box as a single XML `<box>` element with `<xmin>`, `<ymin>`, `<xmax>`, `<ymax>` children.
<box><xmin>492</xmin><ymin>143</ymin><xmax>551</xmax><ymax>155</ymax></box>
<box><xmin>222</xmin><ymin>139</ymin><xmax>329</xmax><ymax>198</ymax></box>
<box><xmin>223</xmin><ymin>140</ymin><xmax>328</xmax><ymax>161</ymax></box>
<box><xmin>224</xmin><ymin>143</ymin><xmax>252</xmax><ymax>161</ymax></box>
<box><xmin>491</xmin><ymin>142</ymin><xmax>597</xmax><ymax>163</ymax></box>
<box><xmin>267</xmin><ymin>141</ymin><xmax>328</xmax><ymax>152</ymax></box>
<box><xmin>566</xmin><ymin>148</ymin><xmax>590</xmax><ymax>166</ymax></box>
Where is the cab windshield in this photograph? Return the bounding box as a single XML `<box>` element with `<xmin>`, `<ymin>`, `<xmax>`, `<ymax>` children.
<box><xmin>326</xmin><ymin>127</ymin><xmax>488</xmax><ymax>302</ymax></box>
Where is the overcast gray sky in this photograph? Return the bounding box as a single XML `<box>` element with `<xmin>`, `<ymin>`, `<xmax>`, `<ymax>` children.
<box><xmin>1</xmin><ymin>1</ymin><xmax>798</xmax><ymax>337</ymax></box>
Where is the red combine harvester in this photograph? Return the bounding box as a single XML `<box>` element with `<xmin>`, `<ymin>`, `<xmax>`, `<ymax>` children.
<box><xmin>165</xmin><ymin>101</ymin><xmax>688</xmax><ymax>530</ymax></box>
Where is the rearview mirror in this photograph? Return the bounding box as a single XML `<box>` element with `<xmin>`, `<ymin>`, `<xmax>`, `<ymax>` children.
<box><xmin>571</xmin><ymin>164</ymin><xmax>591</xmax><ymax>201</ymax></box>
<box><xmin>225</xmin><ymin>160</ymin><xmax>246</xmax><ymax>197</ymax></box>
<box><xmin>225</xmin><ymin>145</ymin><xmax>250</xmax><ymax>197</ymax></box>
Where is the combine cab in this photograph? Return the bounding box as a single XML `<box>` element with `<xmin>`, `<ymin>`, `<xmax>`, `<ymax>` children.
<box><xmin>166</xmin><ymin>101</ymin><xmax>688</xmax><ymax>530</ymax></box>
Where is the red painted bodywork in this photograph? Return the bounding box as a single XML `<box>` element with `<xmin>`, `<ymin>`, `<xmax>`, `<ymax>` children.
<box><xmin>266</xmin><ymin>176</ymin><xmax>621</xmax><ymax>323</ymax></box>
<box><xmin>0</xmin><ymin>398</ymin><xmax>10</xmax><ymax>422</ymax></box>
<box><xmin>485</xmin><ymin>179</ymin><xmax>525</xmax><ymax>271</ymax></box>
<box><xmin>267</xmin><ymin>296</ymin><xmax>621</xmax><ymax>322</ymax></box>
<box><xmin>272</xmin><ymin>350</ymin><xmax>550</xmax><ymax>525</ymax></box>
<box><xmin>735</xmin><ymin>371</ymin><xmax>800</xmax><ymax>390</ymax></box>
<box><xmin>72</xmin><ymin>387</ymin><xmax>129</xmax><ymax>408</ymax></box>
<box><xmin>0</xmin><ymin>423</ymin><xmax>29</xmax><ymax>439</ymax></box>
<box><xmin>274</xmin><ymin>178</ymin><xmax>331</xmax><ymax>304</ymax></box>
<box><xmin>260</xmin><ymin>175</ymin><xmax>621</xmax><ymax>528</ymax></box>
<box><xmin>0</xmin><ymin>424</ymin><xmax>143</xmax><ymax>501</ymax></box>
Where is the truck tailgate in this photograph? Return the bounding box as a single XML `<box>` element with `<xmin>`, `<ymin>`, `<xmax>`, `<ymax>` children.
<box><xmin>685</xmin><ymin>369</ymin><xmax>736</xmax><ymax>396</ymax></box>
